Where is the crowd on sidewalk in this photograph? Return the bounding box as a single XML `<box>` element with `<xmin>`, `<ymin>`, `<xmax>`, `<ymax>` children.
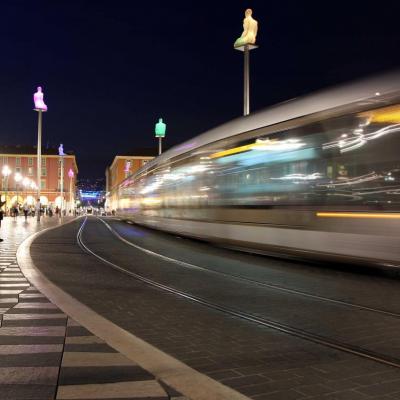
<box><xmin>0</xmin><ymin>198</ymin><xmax>74</xmax><ymax>242</ymax></box>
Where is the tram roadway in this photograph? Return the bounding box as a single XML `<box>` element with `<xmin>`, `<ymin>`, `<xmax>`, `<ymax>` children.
<box><xmin>29</xmin><ymin>217</ymin><xmax>400</xmax><ymax>399</ymax></box>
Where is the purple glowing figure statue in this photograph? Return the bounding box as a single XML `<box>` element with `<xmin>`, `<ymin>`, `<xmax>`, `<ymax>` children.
<box><xmin>33</xmin><ymin>86</ymin><xmax>48</xmax><ymax>111</ymax></box>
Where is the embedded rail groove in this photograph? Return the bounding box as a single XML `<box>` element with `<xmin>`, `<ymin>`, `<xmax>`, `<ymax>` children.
<box><xmin>77</xmin><ymin>216</ymin><xmax>400</xmax><ymax>369</ymax></box>
<box><xmin>99</xmin><ymin>217</ymin><xmax>400</xmax><ymax>320</ymax></box>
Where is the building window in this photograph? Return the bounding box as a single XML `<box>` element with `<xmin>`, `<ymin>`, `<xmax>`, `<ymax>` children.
<box><xmin>28</xmin><ymin>157</ymin><xmax>33</xmax><ymax>166</ymax></box>
<box><xmin>16</xmin><ymin>157</ymin><xmax>21</xmax><ymax>166</ymax></box>
<box><xmin>142</xmin><ymin>159</ymin><xmax>150</xmax><ymax>166</ymax></box>
<box><xmin>2</xmin><ymin>157</ymin><xmax>7</xmax><ymax>164</ymax></box>
<box><xmin>15</xmin><ymin>167</ymin><xmax>21</xmax><ymax>173</ymax></box>
<box><xmin>41</xmin><ymin>158</ymin><xmax>46</xmax><ymax>167</ymax></box>
<box><xmin>41</xmin><ymin>167</ymin><xmax>47</xmax><ymax>176</ymax></box>
<box><xmin>28</xmin><ymin>167</ymin><xmax>33</xmax><ymax>176</ymax></box>
<box><xmin>41</xmin><ymin>179</ymin><xmax>46</xmax><ymax>189</ymax></box>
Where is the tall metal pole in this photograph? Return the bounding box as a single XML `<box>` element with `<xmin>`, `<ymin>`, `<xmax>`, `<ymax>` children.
<box><xmin>243</xmin><ymin>45</ymin><xmax>250</xmax><ymax>116</ymax></box>
<box><xmin>158</xmin><ymin>137</ymin><xmax>162</xmax><ymax>155</ymax></box>
<box><xmin>37</xmin><ymin>110</ymin><xmax>42</xmax><ymax>200</ymax></box>
<box><xmin>60</xmin><ymin>155</ymin><xmax>64</xmax><ymax>216</ymax></box>
<box><xmin>5</xmin><ymin>176</ymin><xmax>8</xmax><ymax>215</ymax></box>
<box><xmin>69</xmin><ymin>176</ymin><xmax>72</xmax><ymax>213</ymax></box>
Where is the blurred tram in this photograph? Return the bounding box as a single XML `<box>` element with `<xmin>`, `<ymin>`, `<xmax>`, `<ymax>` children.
<box><xmin>114</xmin><ymin>72</ymin><xmax>400</xmax><ymax>267</ymax></box>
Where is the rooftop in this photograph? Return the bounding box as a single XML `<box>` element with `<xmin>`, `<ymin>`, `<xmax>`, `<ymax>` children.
<box><xmin>0</xmin><ymin>145</ymin><xmax>75</xmax><ymax>156</ymax></box>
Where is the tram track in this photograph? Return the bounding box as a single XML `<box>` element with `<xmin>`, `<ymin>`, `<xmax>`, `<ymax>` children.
<box><xmin>99</xmin><ymin>217</ymin><xmax>400</xmax><ymax>320</ymax></box>
<box><xmin>77</xmin><ymin>216</ymin><xmax>400</xmax><ymax>370</ymax></box>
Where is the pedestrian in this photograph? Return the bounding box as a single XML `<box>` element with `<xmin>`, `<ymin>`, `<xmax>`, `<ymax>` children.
<box><xmin>0</xmin><ymin>199</ymin><xmax>5</xmax><ymax>242</ymax></box>
<box><xmin>48</xmin><ymin>203</ymin><xmax>53</xmax><ymax>217</ymax></box>
<box><xmin>12</xmin><ymin>204</ymin><xmax>18</xmax><ymax>220</ymax></box>
<box><xmin>23</xmin><ymin>202</ymin><xmax>29</xmax><ymax>221</ymax></box>
<box><xmin>35</xmin><ymin>199</ymin><xmax>41</xmax><ymax>221</ymax></box>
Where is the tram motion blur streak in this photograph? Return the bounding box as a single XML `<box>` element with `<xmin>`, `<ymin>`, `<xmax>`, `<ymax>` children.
<box><xmin>317</xmin><ymin>212</ymin><xmax>400</xmax><ymax>219</ymax></box>
<box><xmin>112</xmin><ymin>72</ymin><xmax>400</xmax><ymax>267</ymax></box>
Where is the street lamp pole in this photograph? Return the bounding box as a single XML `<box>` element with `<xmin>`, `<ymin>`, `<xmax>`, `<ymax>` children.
<box><xmin>2</xmin><ymin>165</ymin><xmax>11</xmax><ymax>214</ymax></box>
<box><xmin>33</xmin><ymin>87</ymin><xmax>48</xmax><ymax>201</ymax></box>
<box><xmin>68</xmin><ymin>168</ymin><xmax>74</xmax><ymax>214</ymax></box>
<box><xmin>15</xmin><ymin>173</ymin><xmax>22</xmax><ymax>206</ymax></box>
<box><xmin>23</xmin><ymin>177</ymin><xmax>30</xmax><ymax>205</ymax></box>
<box><xmin>60</xmin><ymin>155</ymin><xmax>64</xmax><ymax>216</ymax></box>
<box><xmin>59</xmin><ymin>144</ymin><xmax>66</xmax><ymax>216</ymax></box>
<box><xmin>37</xmin><ymin>110</ymin><xmax>42</xmax><ymax>199</ymax></box>
<box><xmin>235</xmin><ymin>44</ymin><xmax>258</xmax><ymax>116</ymax></box>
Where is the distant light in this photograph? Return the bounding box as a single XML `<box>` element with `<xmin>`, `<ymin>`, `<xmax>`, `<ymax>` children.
<box><xmin>341</xmin><ymin>134</ymin><xmax>348</xmax><ymax>138</ymax></box>
<box><xmin>14</xmin><ymin>173</ymin><xmax>22</xmax><ymax>182</ymax></box>
<box><xmin>80</xmin><ymin>191</ymin><xmax>101</xmax><ymax>199</ymax></box>
<box><xmin>2</xmin><ymin>165</ymin><xmax>11</xmax><ymax>177</ymax></box>
<box><xmin>375</xmin><ymin>92</ymin><xmax>380</xmax><ymax>96</ymax></box>
<box><xmin>68</xmin><ymin>168</ymin><xmax>74</xmax><ymax>178</ymax></box>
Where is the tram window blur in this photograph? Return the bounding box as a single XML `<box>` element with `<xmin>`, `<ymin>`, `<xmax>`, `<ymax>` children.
<box><xmin>120</xmin><ymin>104</ymin><xmax>400</xmax><ymax>211</ymax></box>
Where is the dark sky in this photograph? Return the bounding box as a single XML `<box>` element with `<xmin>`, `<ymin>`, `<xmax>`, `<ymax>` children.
<box><xmin>1</xmin><ymin>1</ymin><xmax>399</xmax><ymax>180</ymax></box>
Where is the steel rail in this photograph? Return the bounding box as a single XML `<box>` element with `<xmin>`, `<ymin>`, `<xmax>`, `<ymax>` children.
<box><xmin>77</xmin><ymin>216</ymin><xmax>400</xmax><ymax>369</ymax></box>
<box><xmin>98</xmin><ymin>217</ymin><xmax>400</xmax><ymax>320</ymax></box>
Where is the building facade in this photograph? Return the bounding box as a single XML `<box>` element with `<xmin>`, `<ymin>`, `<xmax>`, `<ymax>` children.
<box><xmin>0</xmin><ymin>145</ymin><xmax>78</xmax><ymax>210</ymax></box>
<box><xmin>105</xmin><ymin>150</ymin><xmax>155</xmax><ymax>212</ymax></box>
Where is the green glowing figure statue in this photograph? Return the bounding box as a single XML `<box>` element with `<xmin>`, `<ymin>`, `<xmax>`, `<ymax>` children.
<box><xmin>155</xmin><ymin>118</ymin><xmax>166</xmax><ymax>138</ymax></box>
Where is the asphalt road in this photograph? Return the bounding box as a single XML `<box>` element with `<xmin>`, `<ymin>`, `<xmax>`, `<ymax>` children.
<box><xmin>30</xmin><ymin>217</ymin><xmax>400</xmax><ymax>400</ymax></box>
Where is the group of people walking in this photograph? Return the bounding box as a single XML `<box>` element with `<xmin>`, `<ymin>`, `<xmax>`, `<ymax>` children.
<box><xmin>0</xmin><ymin>199</ymin><xmax>63</xmax><ymax>242</ymax></box>
<box><xmin>6</xmin><ymin>200</ymin><xmax>62</xmax><ymax>220</ymax></box>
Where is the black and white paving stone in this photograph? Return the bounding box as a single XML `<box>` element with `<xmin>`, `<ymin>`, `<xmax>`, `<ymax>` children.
<box><xmin>0</xmin><ymin>217</ymin><xmax>178</xmax><ymax>400</ymax></box>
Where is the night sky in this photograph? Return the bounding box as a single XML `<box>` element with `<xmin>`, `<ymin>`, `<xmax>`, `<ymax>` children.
<box><xmin>1</xmin><ymin>1</ymin><xmax>399</xmax><ymax>180</ymax></box>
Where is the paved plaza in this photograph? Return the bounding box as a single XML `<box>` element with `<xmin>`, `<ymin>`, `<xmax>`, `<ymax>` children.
<box><xmin>0</xmin><ymin>216</ymin><xmax>177</xmax><ymax>400</ymax></box>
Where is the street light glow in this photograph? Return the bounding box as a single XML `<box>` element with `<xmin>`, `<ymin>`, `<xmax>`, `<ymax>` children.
<box><xmin>2</xmin><ymin>165</ymin><xmax>11</xmax><ymax>177</ymax></box>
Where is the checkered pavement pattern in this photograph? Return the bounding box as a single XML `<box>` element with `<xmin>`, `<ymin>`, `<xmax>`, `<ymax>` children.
<box><xmin>0</xmin><ymin>221</ymin><xmax>187</xmax><ymax>400</ymax></box>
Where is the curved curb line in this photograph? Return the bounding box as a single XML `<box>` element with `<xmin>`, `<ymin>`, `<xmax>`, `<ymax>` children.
<box><xmin>16</xmin><ymin>217</ymin><xmax>250</xmax><ymax>400</ymax></box>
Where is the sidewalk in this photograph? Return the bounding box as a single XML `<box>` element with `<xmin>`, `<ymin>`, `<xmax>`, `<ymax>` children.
<box><xmin>0</xmin><ymin>216</ymin><xmax>183</xmax><ymax>400</ymax></box>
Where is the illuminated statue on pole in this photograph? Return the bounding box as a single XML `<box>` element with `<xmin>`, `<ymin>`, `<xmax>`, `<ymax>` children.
<box><xmin>33</xmin><ymin>87</ymin><xmax>48</xmax><ymax>112</ymax></box>
<box><xmin>58</xmin><ymin>144</ymin><xmax>66</xmax><ymax>156</ymax></box>
<box><xmin>234</xmin><ymin>9</ymin><xmax>258</xmax><ymax>48</ymax></box>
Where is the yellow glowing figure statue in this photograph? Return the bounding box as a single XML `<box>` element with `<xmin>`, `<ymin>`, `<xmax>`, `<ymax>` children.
<box><xmin>234</xmin><ymin>9</ymin><xmax>258</xmax><ymax>48</ymax></box>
